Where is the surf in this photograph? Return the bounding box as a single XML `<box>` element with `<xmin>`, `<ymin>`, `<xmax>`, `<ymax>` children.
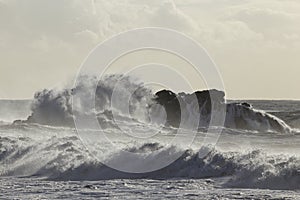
<box><xmin>8</xmin><ymin>74</ymin><xmax>293</xmax><ymax>134</ymax></box>
<box><xmin>0</xmin><ymin>133</ymin><xmax>299</xmax><ymax>190</ymax></box>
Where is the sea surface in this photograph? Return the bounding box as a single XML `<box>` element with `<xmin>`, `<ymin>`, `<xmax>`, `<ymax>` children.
<box><xmin>0</xmin><ymin>99</ymin><xmax>300</xmax><ymax>199</ymax></box>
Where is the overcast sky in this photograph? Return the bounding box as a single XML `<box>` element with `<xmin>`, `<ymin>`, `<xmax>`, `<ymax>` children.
<box><xmin>0</xmin><ymin>0</ymin><xmax>299</xmax><ymax>99</ymax></box>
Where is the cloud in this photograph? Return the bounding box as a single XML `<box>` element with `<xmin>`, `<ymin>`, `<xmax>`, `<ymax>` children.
<box><xmin>149</xmin><ymin>1</ymin><xmax>200</xmax><ymax>32</ymax></box>
<box><xmin>0</xmin><ymin>0</ymin><xmax>205</xmax><ymax>98</ymax></box>
<box><xmin>0</xmin><ymin>0</ymin><xmax>202</xmax><ymax>48</ymax></box>
<box><xmin>221</xmin><ymin>2</ymin><xmax>300</xmax><ymax>47</ymax></box>
<box><xmin>0</xmin><ymin>0</ymin><xmax>300</xmax><ymax>99</ymax></box>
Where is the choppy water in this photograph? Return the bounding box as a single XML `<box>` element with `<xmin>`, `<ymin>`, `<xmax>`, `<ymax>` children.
<box><xmin>0</xmin><ymin>99</ymin><xmax>300</xmax><ymax>199</ymax></box>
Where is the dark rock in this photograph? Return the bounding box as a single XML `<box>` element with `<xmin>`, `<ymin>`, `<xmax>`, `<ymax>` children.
<box><xmin>194</xmin><ymin>89</ymin><xmax>225</xmax><ymax>105</ymax></box>
<box><xmin>241</xmin><ymin>102</ymin><xmax>251</xmax><ymax>108</ymax></box>
<box><xmin>153</xmin><ymin>89</ymin><xmax>225</xmax><ymax>128</ymax></box>
<box><xmin>154</xmin><ymin>90</ymin><xmax>181</xmax><ymax>127</ymax></box>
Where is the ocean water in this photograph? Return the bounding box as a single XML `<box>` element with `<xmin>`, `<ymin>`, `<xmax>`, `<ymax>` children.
<box><xmin>0</xmin><ymin>98</ymin><xmax>300</xmax><ymax>199</ymax></box>
<box><xmin>0</xmin><ymin>75</ymin><xmax>300</xmax><ymax>200</ymax></box>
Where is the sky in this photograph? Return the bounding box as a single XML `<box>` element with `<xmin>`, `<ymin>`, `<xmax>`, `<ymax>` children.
<box><xmin>0</xmin><ymin>0</ymin><xmax>299</xmax><ymax>99</ymax></box>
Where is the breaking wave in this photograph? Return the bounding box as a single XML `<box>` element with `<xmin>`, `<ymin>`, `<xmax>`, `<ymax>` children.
<box><xmin>14</xmin><ymin>74</ymin><xmax>293</xmax><ymax>134</ymax></box>
<box><xmin>20</xmin><ymin>75</ymin><xmax>152</xmax><ymax>127</ymax></box>
<box><xmin>0</xmin><ymin>134</ymin><xmax>299</xmax><ymax>190</ymax></box>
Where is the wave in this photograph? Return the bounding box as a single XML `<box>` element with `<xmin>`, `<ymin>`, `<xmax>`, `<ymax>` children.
<box><xmin>0</xmin><ymin>135</ymin><xmax>299</xmax><ymax>190</ymax></box>
<box><xmin>19</xmin><ymin>75</ymin><xmax>152</xmax><ymax>127</ymax></box>
<box><xmin>226</xmin><ymin>152</ymin><xmax>300</xmax><ymax>190</ymax></box>
<box><xmin>270</xmin><ymin>110</ymin><xmax>300</xmax><ymax>129</ymax></box>
<box><xmin>225</xmin><ymin>103</ymin><xmax>291</xmax><ymax>133</ymax></box>
<box><xmin>12</xmin><ymin>74</ymin><xmax>293</xmax><ymax>134</ymax></box>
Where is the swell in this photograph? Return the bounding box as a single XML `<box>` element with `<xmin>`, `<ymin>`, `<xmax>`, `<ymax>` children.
<box><xmin>270</xmin><ymin>110</ymin><xmax>300</xmax><ymax>129</ymax></box>
<box><xmin>0</xmin><ymin>135</ymin><xmax>299</xmax><ymax>190</ymax></box>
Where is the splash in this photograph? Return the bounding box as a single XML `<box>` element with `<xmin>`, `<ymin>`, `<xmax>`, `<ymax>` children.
<box><xmin>17</xmin><ymin>74</ymin><xmax>292</xmax><ymax>133</ymax></box>
<box><xmin>0</xmin><ymin>134</ymin><xmax>299</xmax><ymax>190</ymax></box>
<box><xmin>22</xmin><ymin>75</ymin><xmax>153</xmax><ymax>127</ymax></box>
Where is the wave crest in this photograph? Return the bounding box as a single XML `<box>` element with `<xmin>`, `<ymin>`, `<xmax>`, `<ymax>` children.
<box><xmin>0</xmin><ymin>135</ymin><xmax>299</xmax><ymax>190</ymax></box>
<box><xmin>14</xmin><ymin>74</ymin><xmax>293</xmax><ymax>133</ymax></box>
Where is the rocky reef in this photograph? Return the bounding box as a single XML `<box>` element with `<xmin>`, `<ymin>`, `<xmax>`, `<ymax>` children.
<box><xmin>153</xmin><ymin>89</ymin><xmax>291</xmax><ymax>133</ymax></box>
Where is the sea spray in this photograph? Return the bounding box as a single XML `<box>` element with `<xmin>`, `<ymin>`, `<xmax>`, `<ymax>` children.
<box><xmin>18</xmin><ymin>74</ymin><xmax>292</xmax><ymax>133</ymax></box>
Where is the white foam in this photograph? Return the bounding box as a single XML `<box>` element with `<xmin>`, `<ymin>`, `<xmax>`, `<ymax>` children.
<box><xmin>0</xmin><ymin>132</ymin><xmax>299</xmax><ymax>190</ymax></box>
